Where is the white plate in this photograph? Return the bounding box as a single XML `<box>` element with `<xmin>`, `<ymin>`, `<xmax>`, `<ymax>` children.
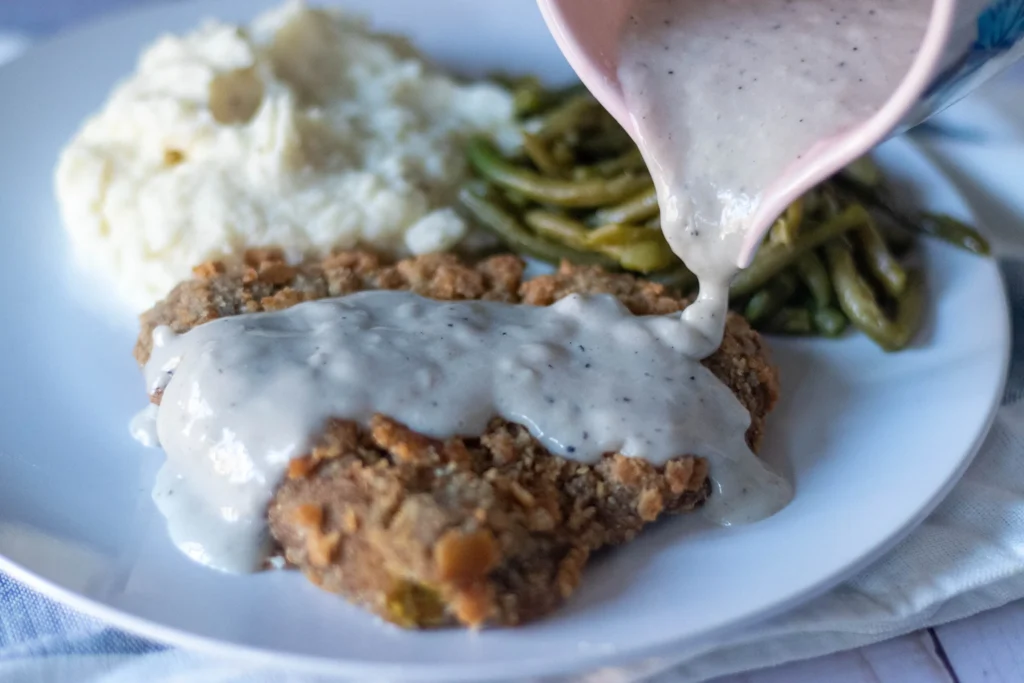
<box><xmin>0</xmin><ymin>1</ymin><xmax>1010</xmax><ymax>680</ymax></box>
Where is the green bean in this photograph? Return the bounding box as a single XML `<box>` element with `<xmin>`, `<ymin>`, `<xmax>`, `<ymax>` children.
<box><xmin>467</xmin><ymin>137</ymin><xmax>652</xmax><ymax>208</ymax></box>
<box><xmin>763</xmin><ymin>307</ymin><xmax>815</xmax><ymax>335</ymax></box>
<box><xmin>570</xmin><ymin>167</ymin><xmax>600</xmax><ymax>181</ymax></box>
<box><xmin>812</xmin><ymin>306</ymin><xmax>849</xmax><ymax>337</ymax></box>
<box><xmin>611</xmin><ymin>240</ymin><xmax>677</xmax><ymax>273</ymax></box>
<box><xmin>510</xmin><ymin>77</ymin><xmax>547</xmax><ymax>118</ymax></box>
<box><xmin>584</xmin><ymin>148</ymin><xmax>646</xmax><ymax>179</ymax></box>
<box><xmin>523</xmin><ymin>210</ymin><xmax>590</xmax><ymax>249</ymax></box>
<box><xmin>802</xmin><ymin>188</ymin><xmax>823</xmax><ymax>217</ymax></box>
<box><xmin>856</xmin><ymin>218</ymin><xmax>907</xmax><ymax>297</ymax></box>
<box><xmin>841</xmin><ymin>156</ymin><xmax>883</xmax><ymax>188</ymax></box>
<box><xmin>457</xmin><ymin>185</ymin><xmax>616</xmax><ymax>267</ymax></box>
<box><xmin>921</xmin><ymin>213</ymin><xmax>991</xmax><ymax>255</ymax></box>
<box><xmin>836</xmin><ymin>178</ymin><xmax>990</xmax><ymax>255</ymax></box>
<box><xmin>795</xmin><ymin>249</ymin><xmax>847</xmax><ymax>337</ymax></box>
<box><xmin>502</xmin><ymin>188</ymin><xmax>531</xmax><ymax>208</ymax></box>
<box><xmin>769</xmin><ymin>199</ymin><xmax>804</xmax><ymax>246</ymax></box>
<box><xmin>550</xmin><ymin>139</ymin><xmax>576</xmax><ymax>168</ymax></box>
<box><xmin>586</xmin><ymin>223</ymin><xmax>660</xmax><ymax>247</ymax></box>
<box><xmin>575</xmin><ymin>126</ymin><xmax>635</xmax><ymax>157</ymax></box>
<box><xmin>795</xmin><ymin>251</ymin><xmax>832</xmax><ymax>308</ymax></box>
<box><xmin>522</xmin><ymin>133</ymin><xmax>565</xmax><ymax>176</ymax></box>
<box><xmin>826</xmin><ymin>240</ymin><xmax>924</xmax><ymax>351</ymax></box>
<box><xmin>820</xmin><ymin>186</ymin><xmax>844</xmax><ymax>218</ymax></box>
<box><xmin>498</xmin><ymin>77</ymin><xmax>589</xmax><ymax>119</ymax></box>
<box><xmin>825</xmin><ymin>239</ymin><xmax>889</xmax><ymax>344</ymax></box>
<box><xmin>507</xmin><ymin>80</ymin><xmax>589</xmax><ymax>119</ymax></box>
<box><xmin>744</xmin><ymin>271</ymin><xmax>799</xmax><ymax>324</ymax></box>
<box><xmin>877</xmin><ymin>217</ymin><xmax>915</xmax><ymax>257</ymax></box>
<box><xmin>581</xmin><ymin>223</ymin><xmax>675</xmax><ymax>272</ymax></box>
<box><xmin>522</xmin><ymin>213</ymin><xmax>673</xmax><ymax>272</ymax></box>
<box><xmin>731</xmin><ymin>204</ymin><xmax>869</xmax><ymax>298</ymax></box>
<box><xmin>891</xmin><ymin>269</ymin><xmax>925</xmax><ymax>350</ymax></box>
<box><xmin>591</xmin><ymin>186</ymin><xmax>660</xmax><ymax>226</ymax></box>
<box><xmin>531</xmin><ymin>94</ymin><xmax>599</xmax><ymax>142</ymax></box>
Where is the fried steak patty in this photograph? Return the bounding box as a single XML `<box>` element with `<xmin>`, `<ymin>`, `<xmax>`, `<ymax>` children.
<box><xmin>136</xmin><ymin>249</ymin><xmax>779</xmax><ymax>628</ymax></box>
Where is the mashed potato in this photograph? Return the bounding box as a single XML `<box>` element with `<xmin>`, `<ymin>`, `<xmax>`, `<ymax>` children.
<box><xmin>55</xmin><ymin>1</ymin><xmax>519</xmax><ymax>310</ymax></box>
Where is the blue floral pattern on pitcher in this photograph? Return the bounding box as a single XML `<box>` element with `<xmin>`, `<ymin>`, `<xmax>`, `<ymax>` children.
<box><xmin>922</xmin><ymin>0</ymin><xmax>1024</xmax><ymax>111</ymax></box>
<box><xmin>978</xmin><ymin>0</ymin><xmax>1024</xmax><ymax>49</ymax></box>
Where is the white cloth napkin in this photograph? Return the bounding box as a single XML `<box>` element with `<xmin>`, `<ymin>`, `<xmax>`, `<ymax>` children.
<box><xmin>3</xmin><ymin>37</ymin><xmax>1024</xmax><ymax>683</ymax></box>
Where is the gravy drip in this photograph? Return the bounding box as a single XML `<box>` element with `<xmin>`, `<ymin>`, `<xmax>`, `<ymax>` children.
<box><xmin>618</xmin><ymin>0</ymin><xmax>931</xmax><ymax>353</ymax></box>
<box><xmin>142</xmin><ymin>291</ymin><xmax>790</xmax><ymax>572</ymax></box>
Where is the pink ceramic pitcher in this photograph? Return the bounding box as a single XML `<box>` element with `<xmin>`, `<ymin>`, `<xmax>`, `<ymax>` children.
<box><xmin>536</xmin><ymin>0</ymin><xmax>1024</xmax><ymax>266</ymax></box>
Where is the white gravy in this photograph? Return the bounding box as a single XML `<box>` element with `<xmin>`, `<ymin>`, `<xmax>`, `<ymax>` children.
<box><xmin>141</xmin><ymin>291</ymin><xmax>789</xmax><ymax>572</ymax></box>
<box><xmin>618</xmin><ymin>0</ymin><xmax>931</xmax><ymax>349</ymax></box>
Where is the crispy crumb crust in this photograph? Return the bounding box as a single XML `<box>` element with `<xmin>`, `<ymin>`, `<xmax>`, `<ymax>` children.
<box><xmin>134</xmin><ymin>248</ymin><xmax>523</xmax><ymax>365</ymax></box>
<box><xmin>270</xmin><ymin>416</ymin><xmax>710</xmax><ymax>628</ymax></box>
<box><xmin>136</xmin><ymin>249</ymin><xmax>779</xmax><ymax>628</ymax></box>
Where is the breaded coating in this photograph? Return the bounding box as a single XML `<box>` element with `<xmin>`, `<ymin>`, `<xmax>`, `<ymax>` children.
<box><xmin>137</xmin><ymin>250</ymin><xmax>779</xmax><ymax>628</ymax></box>
<box><xmin>135</xmin><ymin>248</ymin><xmax>524</xmax><ymax>365</ymax></box>
<box><xmin>271</xmin><ymin>416</ymin><xmax>709</xmax><ymax>628</ymax></box>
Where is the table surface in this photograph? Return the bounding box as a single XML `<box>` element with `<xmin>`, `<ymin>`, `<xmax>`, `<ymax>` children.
<box><xmin>3</xmin><ymin>2</ymin><xmax>1024</xmax><ymax>682</ymax></box>
<box><xmin>715</xmin><ymin>604</ymin><xmax>1024</xmax><ymax>682</ymax></box>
